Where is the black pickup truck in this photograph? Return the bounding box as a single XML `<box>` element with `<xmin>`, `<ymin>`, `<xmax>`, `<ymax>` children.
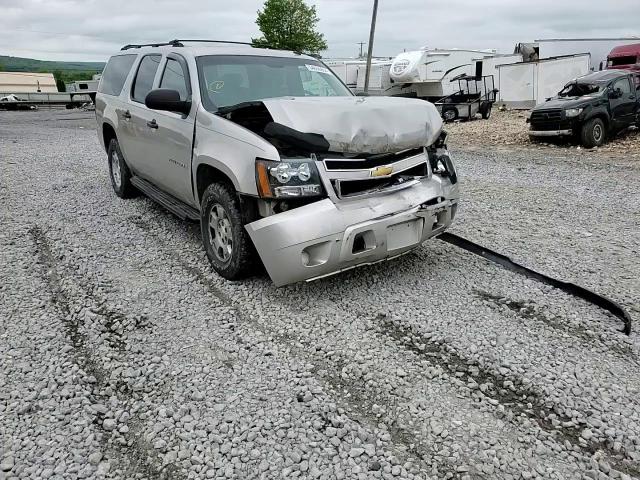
<box><xmin>528</xmin><ymin>70</ymin><xmax>639</xmax><ymax>148</ymax></box>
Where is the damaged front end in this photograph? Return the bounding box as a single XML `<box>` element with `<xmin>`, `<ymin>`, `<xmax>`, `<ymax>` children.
<box><xmin>218</xmin><ymin>96</ymin><xmax>460</xmax><ymax>286</ymax></box>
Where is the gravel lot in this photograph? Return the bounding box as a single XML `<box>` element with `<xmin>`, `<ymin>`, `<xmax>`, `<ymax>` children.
<box><xmin>1</xmin><ymin>108</ymin><xmax>639</xmax><ymax>480</ymax></box>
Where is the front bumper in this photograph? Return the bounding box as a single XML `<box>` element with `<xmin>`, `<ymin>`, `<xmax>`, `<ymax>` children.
<box><xmin>528</xmin><ymin>129</ymin><xmax>573</xmax><ymax>137</ymax></box>
<box><xmin>245</xmin><ymin>177</ymin><xmax>459</xmax><ymax>286</ymax></box>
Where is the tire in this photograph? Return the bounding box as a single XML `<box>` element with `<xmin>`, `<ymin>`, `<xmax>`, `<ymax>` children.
<box><xmin>580</xmin><ymin>118</ymin><xmax>606</xmax><ymax>148</ymax></box>
<box><xmin>107</xmin><ymin>138</ymin><xmax>136</xmax><ymax>198</ymax></box>
<box><xmin>442</xmin><ymin>106</ymin><xmax>458</xmax><ymax>122</ymax></box>
<box><xmin>481</xmin><ymin>104</ymin><xmax>492</xmax><ymax>120</ymax></box>
<box><xmin>200</xmin><ymin>182</ymin><xmax>257</xmax><ymax>280</ymax></box>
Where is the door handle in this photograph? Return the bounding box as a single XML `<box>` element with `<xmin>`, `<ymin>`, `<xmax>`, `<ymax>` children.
<box><xmin>122</xmin><ymin>110</ymin><xmax>131</xmax><ymax>120</ymax></box>
<box><xmin>146</xmin><ymin>119</ymin><xmax>158</xmax><ymax>129</ymax></box>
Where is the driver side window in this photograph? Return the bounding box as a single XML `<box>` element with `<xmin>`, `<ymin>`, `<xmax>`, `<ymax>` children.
<box><xmin>613</xmin><ymin>78</ymin><xmax>632</xmax><ymax>95</ymax></box>
<box><xmin>160</xmin><ymin>58</ymin><xmax>189</xmax><ymax>101</ymax></box>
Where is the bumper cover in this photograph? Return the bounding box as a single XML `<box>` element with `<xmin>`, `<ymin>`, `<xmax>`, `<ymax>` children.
<box><xmin>246</xmin><ymin>177</ymin><xmax>459</xmax><ymax>286</ymax></box>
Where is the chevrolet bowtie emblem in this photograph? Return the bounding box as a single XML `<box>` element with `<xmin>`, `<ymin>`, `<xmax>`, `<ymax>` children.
<box><xmin>370</xmin><ymin>165</ymin><xmax>393</xmax><ymax>177</ymax></box>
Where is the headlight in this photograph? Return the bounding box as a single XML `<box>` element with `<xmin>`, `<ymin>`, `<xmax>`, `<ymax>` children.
<box><xmin>429</xmin><ymin>149</ymin><xmax>457</xmax><ymax>185</ymax></box>
<box><xmin>255</xmin><ymin>158</ymin><xmax>323</xmax><ymax>198</ymax></box>
<box><xmin>565</xmin><ymin>108</ymin><xmax>583</xmax><ymax>118</ymax></box>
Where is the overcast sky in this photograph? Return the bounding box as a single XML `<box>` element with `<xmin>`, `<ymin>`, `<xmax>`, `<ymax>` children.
<box><xmin>1</xmin><ymin>0</ymin><xmax>639</xmax><ymax>62</ymax></box>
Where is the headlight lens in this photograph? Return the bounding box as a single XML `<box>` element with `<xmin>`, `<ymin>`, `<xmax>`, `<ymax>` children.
<box><xmin>256</xmin><ymin>158</ymin><xmax>323</xmax><ymax>198</ymax></box>
<box><xmin>565</xmin><ymin>108</ymin><xmax>583</xmax><ymax>118</ymax></box>
<box><xmin>429</xmin><ymin>149</ymin><xmax>457</xmax><ymax>185</ymax></box>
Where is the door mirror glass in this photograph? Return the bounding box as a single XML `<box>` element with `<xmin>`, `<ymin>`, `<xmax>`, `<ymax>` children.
<box><xmin>145</xmin><ymin>89</ymin><xmax>191</xmax><ymax>115</ymax></box>
<box><xmin>609</xmin><ymin>88</ymin><xmax>622</xmax><ymax>99</ymax></box>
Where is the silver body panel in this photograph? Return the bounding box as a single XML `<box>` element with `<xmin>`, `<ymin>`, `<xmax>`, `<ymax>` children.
<box><xmin>96</xmin><ymin>43</ymin><xmax>460</xmax><ymax>286</ymax></box>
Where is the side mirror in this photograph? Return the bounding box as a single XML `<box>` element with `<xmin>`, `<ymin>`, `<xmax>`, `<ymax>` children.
<box><xmin>145</xmin><ymin>89</ymin><xmax>191</xmax><ymax>115</ymax></box>
<box><xmin>609</xmin><ymin>88</ymin><xmax>622</xmax><ymax>99</ymax></box>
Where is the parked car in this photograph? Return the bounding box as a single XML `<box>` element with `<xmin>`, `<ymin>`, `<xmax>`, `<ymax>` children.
<box><xmin>95</xmin><ymin>40</ymin><xmax>459</xmax><ymax>286</ymax></box>
<box><xmin>528</xmin><ymin>70</ymin><xmax>640</xmax><ymax>148</ymax></box>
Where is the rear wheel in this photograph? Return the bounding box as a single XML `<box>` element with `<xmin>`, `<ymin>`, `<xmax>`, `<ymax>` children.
<box><xmin>107</xmin><ymin>138</ymin><xmax>136</xmax><ymax>198</ymax></box>
<box><xmin>200</xmin><ymin>182</ymin><xmax>257</xmax><ymax>280</ymax></box>
<box><xmin>442</xmin><ymin>106</ymin><xmax>458</xmax><ymax>122</ymax></box>
<box><xmin>580</xmin><ymin>118</ymin><xmax>606</xmax><ymax>148</ymax></box>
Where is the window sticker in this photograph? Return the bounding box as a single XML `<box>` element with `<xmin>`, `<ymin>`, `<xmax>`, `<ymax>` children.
<box><xmin>305</xmin><ymin>64</ymin><xmax>331</xmax><ymax>75</ymax></box>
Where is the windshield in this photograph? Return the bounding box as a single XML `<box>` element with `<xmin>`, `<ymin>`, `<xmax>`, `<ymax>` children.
<box><xmin>196</xmin><ymin>55</ymin><xmax>352</xmax><ymax>110</ymax></box>
<box><xmin>558</xmin><ymin>82</ymin><xmax>603</xmax><ymax>97</ymax></box>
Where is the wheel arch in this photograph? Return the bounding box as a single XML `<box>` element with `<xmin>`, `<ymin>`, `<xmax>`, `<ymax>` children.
<box><xmin>583</xmin><ymin>110</ymin><xmax>610</xmax><ymax>130</ymax></box>
<box><xmin>195</xmin><ymin>162</ymin><xmax>239</xmax><ymax>206</ymax></box>
<box><xmin>102</xmin><ymin>122</ymin><xmax>117</xmax><ymax>152</ymax></box>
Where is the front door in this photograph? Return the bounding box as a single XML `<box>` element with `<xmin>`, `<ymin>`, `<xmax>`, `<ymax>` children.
<box><xmin>609</xmin><ymin>77</ymin><xmax>635</xmax><ymax>129</ymax></box>
<box><xmin>145</xmin><ymin>54</ymin><xmax>195</xmax><ymax>205</ymax></box>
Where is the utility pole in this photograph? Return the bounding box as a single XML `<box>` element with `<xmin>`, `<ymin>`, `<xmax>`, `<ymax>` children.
<box><xmin>363</xmin><ymin>0</ymin><xmax>379</xmax><ymax>95</ymax></box>
<box><xmin>357</xmin><ymin>42</ymin><xmax>366</xmax><ymax>58</ymax></box>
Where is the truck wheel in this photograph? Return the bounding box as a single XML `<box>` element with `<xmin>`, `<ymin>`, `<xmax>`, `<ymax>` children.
<box><xmin>481</xmin><ymin>104</ymin><xmax>492</xmax><ymax>119</ymax></box>
<box><xmin>580</xmin><ymin>118</ymin><xmax>606</xmax><ymax>148</ymax></box>
<box><xmin>442</xmin><ymin>106</ymin><xmax>458</xmax><ymax>122</ymax></box>
<box><xmin>107</xmin><ymin>138</ymin><xmax>136</xmax><ymax>198</ymax></box>
<box><xmin>200</xmin><ymin>182</ymin><xmax>257</xmax><ymax>280</ymax></box>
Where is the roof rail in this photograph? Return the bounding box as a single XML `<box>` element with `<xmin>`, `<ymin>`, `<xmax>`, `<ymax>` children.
<box><xmin>121</xmin><ymin>40</ymin><xmax>184</xmax><ymax>50</ymax></box>
<box><xmin>120</xmin><ymin>39</ymin><xmax>255</xmax><ymax>51</ymax></box>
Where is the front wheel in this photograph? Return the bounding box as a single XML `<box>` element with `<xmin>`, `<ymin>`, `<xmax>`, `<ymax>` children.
<box><xmin>200</xmin><ymin>183</ymin><xmax>257</xmax><ymax>280</ymax></box>
<box><xmin>580</xmin><ymin>118</ymin><xmax>606</xmax><ymax>148</ymax></box>
<box><xmin>442</xmin><ymin>106</ymin><xmax>458</xmax><ymax>123</ymax></box>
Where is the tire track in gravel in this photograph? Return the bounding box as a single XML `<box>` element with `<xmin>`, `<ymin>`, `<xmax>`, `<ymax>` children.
<box><xmin>372</xmin><ymin>312</ymin><xmax>640</xmax><ymax>479</ymax></box>
<box><xmin>473</xmin><ymin>289</ymin><xmax>637</xmax><ymax>360</ymax></box>
<box><xmin>129</xmin><ymin>216</ymin><xmax>466</xmax><ymax>479</ymax></box>
<box><xmin>29</xmin><ymin>225</ymin><xmax>185</xmax><ymax>480</ymax></box>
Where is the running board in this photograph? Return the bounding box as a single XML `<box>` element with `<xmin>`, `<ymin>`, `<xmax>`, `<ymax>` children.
<box><xmin>131</xmin><ymin>176</ymin><xmax>200</xmax><ymax>222</ymax></box>
<box><xmin>438</xmin><ymin>232</ymin><xmax>632</xmax><ymax>335</ymax></box>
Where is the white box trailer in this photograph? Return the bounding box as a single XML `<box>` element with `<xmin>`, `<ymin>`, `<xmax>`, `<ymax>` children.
<box><xmin>355</xmin><ymin>62</ymin><xmax>394</xmax><ymax>95</ymax></box>
<box><xmin>476</xmin><ymin>53</ymin><xmax>523</xmax><ymax>98</ymax></box>
<box><xmin>497</xmin><ymin>54</ymin><xmax>590</xmax><ymax>108</ymax></box>
<box><xmin>518</xmin><ymin>38</ymin><xmax>640</xmax><ymax>71</ymax></box>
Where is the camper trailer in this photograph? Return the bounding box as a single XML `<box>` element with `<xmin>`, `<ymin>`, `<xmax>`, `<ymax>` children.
<box><xmin>388</xmin><ymin>48</ymin><xmax>498</xmax><ymax>99</ymax></box>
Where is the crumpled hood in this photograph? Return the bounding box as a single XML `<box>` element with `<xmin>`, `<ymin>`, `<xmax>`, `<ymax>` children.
<box><xmin>260</xmin><ymin>96</ymin><xmax>443</xmax><ymax>154</ymax></box>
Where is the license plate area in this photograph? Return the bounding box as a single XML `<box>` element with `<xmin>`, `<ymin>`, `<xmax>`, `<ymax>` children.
<box><xmin>386</xmin><ymin>218</ymin><xmax>424</xmax><ymax>251</ymax></box>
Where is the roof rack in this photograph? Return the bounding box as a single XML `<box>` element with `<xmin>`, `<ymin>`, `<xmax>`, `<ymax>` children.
<box><xmin>120</xmin><ymin>39</ymin><xmax>254</xmax><ymax>51</ymax></box>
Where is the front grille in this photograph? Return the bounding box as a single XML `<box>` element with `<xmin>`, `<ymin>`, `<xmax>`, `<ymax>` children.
<box><xmin>333</xmin><ymin>163</ymin><xmax>427</xmax><ymax>198</ymax></box>
<box><xmin>324</xmin><ymin>148</ymin><xmax>425</xmax><ymax>171</ymax></box>
<box><xmin>530</xmin><ymin>109</ymin><xmax>564</xmax><ymax>131</ymax></box>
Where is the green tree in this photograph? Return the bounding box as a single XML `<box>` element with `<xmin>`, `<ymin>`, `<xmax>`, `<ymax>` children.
<box><xmin>252</xmin><ymin>0</ymin><xmax>328</xmax><ymax>55</ymax></box>
<box><xmin>0</xmin><ymin>62</ymin><xmax>5</xmax><ymax>72</ymax></box>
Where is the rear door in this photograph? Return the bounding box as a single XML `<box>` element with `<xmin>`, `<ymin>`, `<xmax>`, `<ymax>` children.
<box><xmin>144</xmin><ymin>54</ymin><xmax>195</xmax><ymax>205</ymax></box>
<box><xmin>118</xmin><ymin>54</ymin><xmax>163</xmax><ymax>178</ymax></box>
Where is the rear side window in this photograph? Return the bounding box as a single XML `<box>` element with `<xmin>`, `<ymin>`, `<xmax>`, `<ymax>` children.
<box><xmin>132</xmin><ymin>55</ymin><xmax>161</xmax><ymax>103</ymax></box>
<box><xmin>98</xmin><ymin>55</ymin><xmax>136</xmax><ymax>96</ymax></box>
<box><xmin>160</xmin><ymin>58</ymin><xmax>189</xmax><ymax>101</ymax></box>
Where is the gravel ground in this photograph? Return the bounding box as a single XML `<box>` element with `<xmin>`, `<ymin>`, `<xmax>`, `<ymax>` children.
<box><xmin>446</xmin><ymin>109</ymin><xmax>640</xmax><ymax>158</ymax></box>
<box><xmin>1</xmin><ymin>108</ymin><xmax>639</xmax><ymax>480</ymax></box>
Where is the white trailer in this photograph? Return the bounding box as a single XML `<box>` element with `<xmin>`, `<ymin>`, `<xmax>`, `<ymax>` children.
<box><xmin>496</xmin><ymin>54</ymin><xmax>590</xmax><ymax>108</ymax></box>
<box><xmin>389</xmin><ymin>48</ymin><xmax>498</xmax><ymax>98</ymax></box>
<box><xmin>517</xmin><ymin>38</ymin><xmax>640</xmax><ymax>71</ymax></box>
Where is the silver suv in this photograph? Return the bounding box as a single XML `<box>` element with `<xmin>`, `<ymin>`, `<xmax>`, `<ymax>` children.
<box><xmin>95</xmin><ymin>40</ymin><xmax>459</xmax><ymax>286</ymax></box>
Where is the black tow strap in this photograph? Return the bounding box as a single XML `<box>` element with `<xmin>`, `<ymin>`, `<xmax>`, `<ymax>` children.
<box><xmin>438</xmin><ymin>232</ymin><xmax>632</xmax><ymax>335</ymax></box>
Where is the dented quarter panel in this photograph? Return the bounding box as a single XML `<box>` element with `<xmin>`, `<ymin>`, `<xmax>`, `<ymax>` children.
<box><xmin>261</xmin><ymin>96</ymin><xmax>444</xmax><ymax>154</ymax></box>
<box><xmin>192</xmin><ymin>105</ymin><xmax>280</xmax><ymax>199</ymax></box>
